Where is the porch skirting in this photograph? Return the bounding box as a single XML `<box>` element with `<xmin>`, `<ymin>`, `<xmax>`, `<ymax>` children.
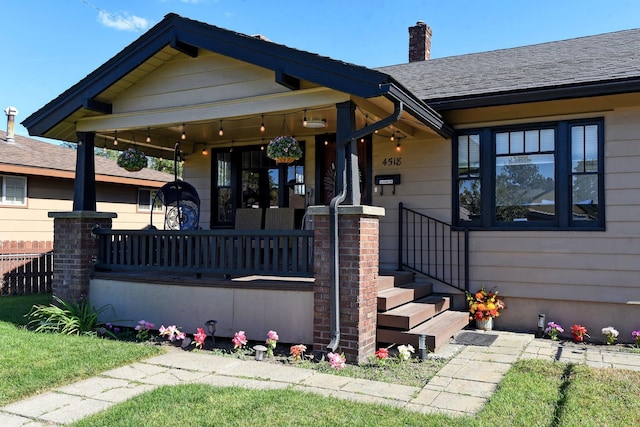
<box><xmin>90</xmin><ymin>273</ymin><xmax>314</xmax><ymax>344</ymax></box>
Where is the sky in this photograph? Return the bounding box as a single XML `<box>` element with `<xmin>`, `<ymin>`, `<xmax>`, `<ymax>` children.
<box><xmin>1</xmin><ymin>0</ymin><xmax>639</xmax><ymax>140</ymax></box>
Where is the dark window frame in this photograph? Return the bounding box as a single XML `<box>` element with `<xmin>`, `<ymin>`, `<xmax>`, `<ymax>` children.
<box><xmin>210</xmin><ymin>142</ymin><xmax>305</xmax><ymax>228</ymax></box>
<box><xmin>453</xmin><ymin>118</ymin><xmax>605</xmax><ymax>231</ymax></box>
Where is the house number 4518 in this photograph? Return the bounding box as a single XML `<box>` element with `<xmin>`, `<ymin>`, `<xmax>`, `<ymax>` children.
<box><xmin>382</xmin><ymin>157</ymin><xmax>402</xmax><ymax>166</ymax></box>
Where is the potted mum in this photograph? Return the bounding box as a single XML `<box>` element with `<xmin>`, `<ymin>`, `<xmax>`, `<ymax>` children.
<box><xmin>266</xmin><ymin>136</ymin><xmax>303</xmax><ymax>164</ymax></box>
<box><xmin>117</xmin><ymin>147</ymin><xmax>147</xmax><ymax>172</ymax></box>
<box><xmin>466</xmin><ymin>285</ymin><xmax>505</xmax><ymax>331</ymax></box>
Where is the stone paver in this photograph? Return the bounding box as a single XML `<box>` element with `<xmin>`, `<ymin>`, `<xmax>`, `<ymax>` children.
<box><xmin>2</xmin><ymin>331</ymin><xmax>640</xmax><ymax>425</ymax></box>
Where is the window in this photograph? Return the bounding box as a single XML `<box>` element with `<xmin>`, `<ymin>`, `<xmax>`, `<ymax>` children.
<box><xmin>0</xmin><ymin>175</ymin><xmax>27</xmax><ymax>206</ymax></box>
<box><xmin>454</xmin><ymin>119</ymin><xmax>604</xmax><ymax>230</ymax></box>
<box><xmin>137</xmin><ymin>189</ymin><xmax>162</xmax><ymax>212</ymax></box>
<box><xmin>211</xmin><ymin>143</ymin><xmax>305</xmax><ymax>227</ymax></box>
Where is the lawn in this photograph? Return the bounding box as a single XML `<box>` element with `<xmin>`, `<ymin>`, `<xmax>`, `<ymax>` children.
<box><xmin>3</xmin><ymin>294</ymin><xmax>640</xmax><ymax>426</ymax></box>
<box><xmin>71</xmin><ymin>359</ymin><xmax>640</xmax><ymax>426</ymax></box>
<box><xmin>0</xmin><ymin>294</ymin><xmax>163</xmax><ymax>405</ymax></box>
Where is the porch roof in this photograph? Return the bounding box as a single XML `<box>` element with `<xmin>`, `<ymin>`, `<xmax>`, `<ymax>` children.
<box><xmin>23</xmin><ymin>13</ymin><xmax>452</xmax><ymax>147</ymax></box>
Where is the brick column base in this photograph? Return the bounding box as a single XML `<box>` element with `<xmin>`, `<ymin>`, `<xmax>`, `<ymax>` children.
<box><xmin>48</xmin><ymin>211</ymin><xmax>116</xmax><ymax>303</ymax></box>
<box><xmin>308</xmin><ymin>205</ymin><xmax>385</xmax><ymax>364</ymax></box>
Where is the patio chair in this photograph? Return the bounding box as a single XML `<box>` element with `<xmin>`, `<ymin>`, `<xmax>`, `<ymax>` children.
<box><xmin>234</xmin><ymin>208</ymin><xmax>263</xmax><ymax>230</ymax></box>
<box><xmin>264</xmin><ymin>208</ymin><xmax>296</xmax><ymax>230</ymax></box>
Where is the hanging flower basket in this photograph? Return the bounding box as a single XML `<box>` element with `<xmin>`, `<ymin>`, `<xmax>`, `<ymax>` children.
<box><xmin>266</xmin><ymin>136</ymin><xmax>302</xmax><ymax>164</ymax></box>
<box><xmin>117</xmin><ymin>147</ymin><xmax>147</xmax><ymax>172</ymax></box>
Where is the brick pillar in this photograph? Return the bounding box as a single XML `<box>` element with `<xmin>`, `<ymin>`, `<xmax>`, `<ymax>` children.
<box><xmin>48</xmin><ymin>211</ymin><xmax>116</xmax><ymax>302</ymax></box>
<box><xmin>308</xmin><ymin>205</ymin><xmax>385</xmax><ymax>364</ymax></box>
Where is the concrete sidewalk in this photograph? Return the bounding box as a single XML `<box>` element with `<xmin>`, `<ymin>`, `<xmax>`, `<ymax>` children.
<box><xmin>2</xmin><ymin>331</ymin><xmax>640</xmax><ymax>425</ymax></box>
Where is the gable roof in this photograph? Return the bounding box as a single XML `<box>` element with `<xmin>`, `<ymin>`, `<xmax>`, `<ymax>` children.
<box><xmin>0</xmin><ymin>130</ymin><xmax>173</xmax><ymax>186</ymax></box>
<box><xmin>379</xmin><ymin>28</ymin><xmax>640</xmax><ymax>110</ymax></box>
<box><xmin>23</xmin><ymin>13</ymin><xmax>450</xmax><ymax>140</ymax></box>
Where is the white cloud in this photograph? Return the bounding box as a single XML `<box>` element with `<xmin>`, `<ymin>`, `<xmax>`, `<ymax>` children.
<box><xmin>98</xmin><ymin>11</ymin><xmax>150</xmax><ymax>32</ymax></box>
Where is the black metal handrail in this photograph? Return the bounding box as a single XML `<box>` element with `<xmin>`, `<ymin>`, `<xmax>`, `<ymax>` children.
<box><xmin>93</xmin><ymin>228</ymin><xmax>314</xmax><ymax>277</ymax></box>
<box><xmin>397</xmin><ymin>203</ymin><xmax>469</xmax><ymax>291</ymax></box>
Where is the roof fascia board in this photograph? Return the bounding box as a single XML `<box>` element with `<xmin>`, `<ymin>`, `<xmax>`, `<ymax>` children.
<box><xmin>170</xmin><ymin>17</ymin><xmax>390</xmax><ymax>97</ymax></box>
<box><xmin>382</xmin><ymin>83</ymin><xmax>454</xmax><ymax>138</ymax></box>
<box><xmin>428</xmin><ymin>79</ymin><xmax>640</xmax><ymax>111</ymax></box>
<box><xmin>22</xmin><ymin>17</ymin><xmax>184</xmax><ymax>136</ymax></box>
<box><xmin>0</xmin><ymin>164</ymin><xmax>165</xmax><ymax>186</ymax></box>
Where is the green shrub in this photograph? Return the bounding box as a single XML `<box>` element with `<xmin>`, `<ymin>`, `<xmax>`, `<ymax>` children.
<box><xmin>26</xmin><ymin>295</ymin><xmax>114</xmax><ymax>336</ymax></box>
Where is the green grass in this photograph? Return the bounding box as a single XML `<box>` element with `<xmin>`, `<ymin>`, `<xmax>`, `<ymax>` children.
<box><xmin>0</xmin><ymin>294</ymin><xmax>164</xmax><ymax>405</ymax></box>
<box><xmin>3</xmin><ymin>294</ymin><xmax>640</xmax><ymax>425</ymax></box>
<box><xmin>0</xmin><ymin>293</ymin><xmax>51</xmax><ymax>325</ymax></box>
<box><xmin>72</xmin><ymin>359</ymin><xmax>640</xmax><ymax>426</ymax></box>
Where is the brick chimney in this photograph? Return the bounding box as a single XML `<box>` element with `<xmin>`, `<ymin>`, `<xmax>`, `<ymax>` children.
<box><xmin>408</xmin><ymin>21</ymin><xmax>432</xmax><ymax>62</ymax></box>
<box><xmin>4</xmin><ymin>106</ymin><xmax>18</xmax><ymax>143</ymax></box>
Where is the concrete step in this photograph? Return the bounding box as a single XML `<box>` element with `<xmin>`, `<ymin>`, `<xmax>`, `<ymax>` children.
<box><xmin>377</xmin><ymin>310</ymin><xmax>470</xmax><ymax>352</ymax></box>
<box><xmin>377</xmin><ymin>295</ymin><xmax>450</xmax><ymax>330</ymax></box>
<box><xmin>377</xmin><ymin>270</ymin><xmax>415</xmax><ymax>291</ymax></box>
<box><xmin>377</xmin><ymin>282</ymin><xmax>433</xmax><ymax>311</ymax></box>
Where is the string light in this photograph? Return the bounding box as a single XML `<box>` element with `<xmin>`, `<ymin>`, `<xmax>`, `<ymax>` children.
<box><xmin>102</xmin><ymin>138</ymin><xmax>107</xmax><ymax>153</ymax></box>
<box><xmin>113</xmin><ymin>130</ymin><xmax>118</xmax><ymax>146</ymax></box>
<box><xmin>396</xmin><ymin>140</ymin><xmax>402</xmax><ymax>152</ymax></box>
<box><xmin>302</xmin><ymin>109</ymin><xmax>308</xmax><ymax>127</ymax></box>
<box><xmin>260</xmin><ymin>115</ymin><xmax>265</xmax><ymax>133</ymax></box>
<box><xmin>202</xmin><ymin>144</ymin><xmax>208</xmax><ymax>156</ymax></box>
<box><xmin>260</xmin><ymin>137</ymin><xmax>265</xmax><ymax>151</ymax></box>
<box><xmin>181</xmin><ymin>123</ymin><xmax>186</xmax><ymax>140</ymax></box>
<box><xmin>218</xmin><ymin>120</ymin><xmax>224</xmax><ymax>137</ymax></box>
<box><xmin>146</xmin><ymin>127</ymin><xmax>151</xmax><ymax>143</ymax></box>
<box><xmin>390</xmin><ymin>132</ymin><xmax>395</xmax><ymax>142</ymax></box>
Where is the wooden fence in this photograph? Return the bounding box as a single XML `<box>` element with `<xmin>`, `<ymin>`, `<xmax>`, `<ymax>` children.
<box><xmin>0</xmin><ymin>241</ymin><xmax>54</xmax><ymax>295</ymax></box>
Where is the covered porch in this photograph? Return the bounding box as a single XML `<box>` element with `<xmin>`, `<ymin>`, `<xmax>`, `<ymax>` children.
<box><xmin>23</xmin><ymin>13</ymin><xmax>452</xmax><ymax>362</ymax></box>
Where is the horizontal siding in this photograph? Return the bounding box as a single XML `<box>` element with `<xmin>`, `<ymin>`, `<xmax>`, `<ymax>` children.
<box><xmin>464</xmin><ymin>106</ymin><xmax>640</xmax><ymax>305</ymax></box>
<box><xmin>114</xmin><ymin>52</ymin><xmax>287</xmax><ymax>113</ymax></box>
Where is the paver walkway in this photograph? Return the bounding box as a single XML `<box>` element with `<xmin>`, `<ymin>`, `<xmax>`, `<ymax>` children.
<box><xmin>2</xmin><ymin>331</ymin><xmax>639</xmax><ymax>425</ymax></box>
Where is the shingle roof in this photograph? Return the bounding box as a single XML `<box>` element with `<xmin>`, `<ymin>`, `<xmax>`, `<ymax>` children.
<box><xmin>378</xmin><ymin>28</ymin><xmax>640</xmax><ymax>107</ymax></box>
<box><xmin>0</xmin><ymin>130</ymin><xmax>173</xmax><ymax>183</ymax></box>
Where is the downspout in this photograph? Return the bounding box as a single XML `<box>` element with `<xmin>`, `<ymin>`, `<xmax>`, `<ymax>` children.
<box><xmin>326</xmin><ymin>99</ymin><xmax>404</xmax><ymax>353</ymax></box>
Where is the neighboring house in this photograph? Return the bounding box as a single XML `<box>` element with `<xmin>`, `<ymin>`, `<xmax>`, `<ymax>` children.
<box><xmin>21</xmin><ymin>14</ymin><xmax>640</xmax><ymax>352</ymax></box>
<box><xmin>0</xmin><ymin>129</ymin><xmax>173</xmax><ymax>241</ymax></box>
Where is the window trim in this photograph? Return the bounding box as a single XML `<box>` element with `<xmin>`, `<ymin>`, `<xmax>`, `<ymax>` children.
<box><xmin>137</xmin><ymin>188</ymin><xmax>162</xmax><ymax>213</ymax></box>
<box><xmin>0</xmin><ymin>174</ymin><xmax>27</xmax><ymax>206</ymax></box>
<box><xmin>453</xmin><ymin>118</ymin><xmax>605</xmax><ymax>231</ymax></box>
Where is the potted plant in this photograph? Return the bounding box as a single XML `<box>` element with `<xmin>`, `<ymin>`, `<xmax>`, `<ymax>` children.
<box><xmin>466</xmin><ymin>285</ymin><xmax>505</xmax><ymax>330</ymax></box>
<box><xmin>117</xmin><ymin>147</ymin><xmax>147</xmax><ymax>172</ymax></box>
<box><xmin>266</xmin><ymin>136</ymin><xmax>303</xmax><ymax>164</ymax></box>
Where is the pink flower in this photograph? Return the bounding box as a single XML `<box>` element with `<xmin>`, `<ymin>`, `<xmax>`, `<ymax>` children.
<box><xmin>375</xmin><ymin>348</ymin><xmax>389</xmax><ymax>359</ymax></box>
<box><xmin>267</xmin><ymin>330</ymin><xmax>279</xmax><ymax>341</ymax></box>
<box><xmin>193</xmin><ymin>327</ymin><xmax>207</xmax><ymax>349</ymax></box>
<box><xmin>327</xmin><ymin>352</ymin><xmax>346</xmax><ymax>369</ymax></box>
<box><xmin>159</xmin><ymin>325</ymin><xmax>187</xmax><ymax>342</ymax></box>
<box><xmin>232</xmin><ymin>331</ymin><xmax>247</xmax><ymax>349</ymax></box>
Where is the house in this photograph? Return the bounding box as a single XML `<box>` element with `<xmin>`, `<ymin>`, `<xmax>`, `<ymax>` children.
<box><xmin>21</xmin><ymin>14</ymin><xmax>640</xmax><ymax>360</ymax></box>
<box><xmin>0</xmin><ymin>125</ymin><xmax>174</xmax><ymax>242</ymax></box>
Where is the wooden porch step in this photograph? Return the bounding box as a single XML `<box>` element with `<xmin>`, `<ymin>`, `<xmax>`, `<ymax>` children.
<box><xmin>377</xmin><ymin>310</ymin><xmax>470</xmax><ymax>352</ymax></box>
<box><xmin>377</xmin><ymin>270</ymin><xmax>415</xmax><ymax>291</ymax></box>
<box><xmin>377</xmin><ymin>295</ymin><xmax>450</xmax><ymax>330</ymax></box>
<box><xmin>377</xmin><ymin>282</ymin><xmax>433</xmax><ymax>311</ymax></box>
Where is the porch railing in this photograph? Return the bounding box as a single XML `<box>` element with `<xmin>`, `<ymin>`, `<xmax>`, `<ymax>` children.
<box><xmin>93</xmin><ymin>228</ymin><xmax>314</xmax><ymax>277</ymax></box>
<box><xmin>397</xmin><ymin>203</ymin><xmax>469</xmax><ymax>292</ymax></box>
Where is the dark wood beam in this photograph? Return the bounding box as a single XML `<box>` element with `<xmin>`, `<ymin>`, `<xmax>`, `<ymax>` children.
<box><xmin>170</xmin><ymin>36</ymin><xmax>198</xmax><ymax>58</ymax></box>
<box><xmin>83</xmin><ymin>99</ymin><xmax>112</xmax><ymax>114</ymax></box>
<box><xmin>275</xmin><ymin>70</ymin><xmax>300</xmax><ymax>90</ymax></box>
<box><xmin>73</xmin><ymin>132</ymin><xmax>97</xmax><ymax>211</ymax></box>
